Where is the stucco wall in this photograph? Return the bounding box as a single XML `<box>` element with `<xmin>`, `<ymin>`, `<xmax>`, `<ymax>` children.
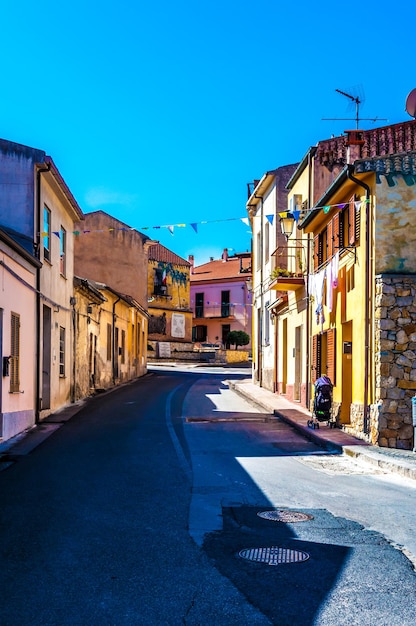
<box><xmin>0</xmin><ymin>243</ymin><xmax>38</xmax><ymax>440</ymax></box>
<box><xmin>74</xmin><ymin>211</ymin><xmax>149</xmax><ymax>308</ymax></box>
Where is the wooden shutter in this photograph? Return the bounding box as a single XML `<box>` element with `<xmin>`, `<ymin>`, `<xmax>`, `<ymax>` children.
<box><xmin>327</xmin><ymin>219</ymin><xmax>334</xmax><ymax>258</ymax></box>
<box><xmin>326</xmin><ymin>328</ymin><xmax>336</xmax><ymax>385</ymax></box>
<box><xmin>348</xmin><ymin>195</ymin><xmax>355</xmax><ymax>245</ymax></box>
<box><xmin>312</xmin><ymin>334</ymin><xmax>322</xmax><ymax>382</ymax></box>
<box><xmin>313</xmin><ymin>235</ymin><xmax>319</xmax><ymax>271</ymax></box>
<box><xmin>332</xmin><ymin>212</ymin><xmax>340</xmax><ymax>252</ymax></box>
<box><xmin>10</xmin><ymin>313</ymin><xmax>20</xmax><ymax>392</ymax></box>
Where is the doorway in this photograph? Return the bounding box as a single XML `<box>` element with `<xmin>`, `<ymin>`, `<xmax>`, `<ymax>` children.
<box><xmin>341</xmin><ymin>321</ymin><xmax>353</xmax><ymax>424</ymax></box>
<box><xmin>42</xmin><ymin>305</ymin><xmax>51</xmax><ymax>410</ymax></box>
<box><xmin>294</xmin><ymin>325</ymin><xmax>302</xmax><ymax>401</ymax></box>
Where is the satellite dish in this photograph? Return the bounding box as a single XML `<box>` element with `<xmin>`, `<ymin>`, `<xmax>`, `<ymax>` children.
<box><xmin>405</xmin><ymin>89</ymin><xmax>416</xmax><ymax>118</ymax></box>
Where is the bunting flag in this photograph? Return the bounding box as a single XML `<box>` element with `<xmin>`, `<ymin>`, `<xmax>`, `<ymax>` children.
<box><xmin>66</xmin><ymin>198</ymin><xmax>370</xmax><ymax>238</ymax></box>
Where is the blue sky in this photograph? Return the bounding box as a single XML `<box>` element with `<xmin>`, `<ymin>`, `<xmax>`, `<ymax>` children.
<box><xmin>1</xmin><ymin>1</ymin><xmax>414</xmax><ymax>265</ymax></box>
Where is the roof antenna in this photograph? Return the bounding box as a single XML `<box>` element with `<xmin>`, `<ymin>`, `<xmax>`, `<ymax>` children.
<box><xmin>323</xmin><ymin>87</ymin><xmax>387</xmax><ymax>129</ymax></box>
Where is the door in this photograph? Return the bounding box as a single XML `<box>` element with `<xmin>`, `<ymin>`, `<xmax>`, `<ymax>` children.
<box><xmin>341</xmin><ymin>321</ymin><xmax>353</xmax><ymax>424</ymax></box>
<box><xmin>294</xmin><ymin>325</ymin><xmax>302</xmax><ymax>401</ymax></box>
<box><xmin>42</xmin><ymin>305</ymin><xmax>51</xmax><ymax>409</ymax></box>
<box><xmin>282</xmin><ymin>318</ymin><xmax>287</xmax><ymax>394</ymax></box>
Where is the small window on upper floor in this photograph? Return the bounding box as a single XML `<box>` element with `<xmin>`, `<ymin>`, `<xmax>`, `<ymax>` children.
<box><xmin>43</xmin><ymin>205</ymin><xmax>51</xmax><ymax>262</ymax></box>
<box><xmin>60</xmin><ymin>226</ymin><xmax>66</xmax><ymax>276</ymax></box>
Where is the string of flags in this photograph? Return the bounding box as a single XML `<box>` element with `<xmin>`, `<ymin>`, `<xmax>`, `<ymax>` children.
<box><xmin>40</xmin><ymin>199</ymin><xmax>369</xmax><ymax>238</ymax></box>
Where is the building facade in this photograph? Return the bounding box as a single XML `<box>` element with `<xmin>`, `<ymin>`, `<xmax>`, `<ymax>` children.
<box><xmin>190</xmin><ymin>250</ymin><xmax>252</xmax><ymax>351</ymax></box>
<box><xmin>0</xmin><ymin>139</ymin><xmax>85</xmax><ymax>425</ymax></box>
<box><xmin>147</xmin><ymin>243</ymin><xmax>192</xmax><ymax>358</ymax></box>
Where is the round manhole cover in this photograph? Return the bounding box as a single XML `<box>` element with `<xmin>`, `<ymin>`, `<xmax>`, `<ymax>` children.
<box><xmin>239</xmin><ymin>547</ymin><xmax>310</xmax><ymax>565</ymax></box>
<box><xmin>257</xmin><ymin>510</ymin><xmax>314</xmax><ymax>523</ymax></box>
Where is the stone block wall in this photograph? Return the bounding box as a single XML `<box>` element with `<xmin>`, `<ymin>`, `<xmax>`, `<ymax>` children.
<box><xmin>374</xmin><ymin>275</ymin><xmax>416</xmax><ymax>449</ymax></box>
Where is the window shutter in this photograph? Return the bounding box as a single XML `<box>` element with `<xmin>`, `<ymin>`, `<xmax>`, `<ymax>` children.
<box><xmin>10</xmin><ymin>313</ymin><xmax>20</xmax><ymax>392</ymax></box>
<box><xmin>312</xmin><ymin>334</ymin><xmax>322</xmax><ymax>382</ymax></box>
<box><xmin>327</xmin><ymin>328</ymin><xmax>336</xmax><ymax>385</ymax></box>
<box><xmin>355</xmin><ymin>200</ymin><xmax>361</xmax><ymax>243</ymax></box>
<box><xmin>327</xmin><ymin>219</ymin><xmax>334</xmax><ymax>258</ymax></box>
<box><xmin>348</xmin><ymin>196</ymin><xmax>355</xmax><ymax>245</ymax></box>
<box><xmin>332</xmin><ymin>212</ymin><xmax>340</xmax><ymax>252</ymax></box>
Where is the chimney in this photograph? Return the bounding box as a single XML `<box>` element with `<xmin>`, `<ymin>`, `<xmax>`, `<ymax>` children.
<box><xmin>345</xmin><ymin>130</ymin><xmax>365</xmax><ymax>164</ymax></box>
<box><xmin>188</xmin><ymin>254</ymin><xmax>194</xmax><ymax>274</ymax></box>
<box><xmin>222</xmin><ymin>248</ymin><xmax>228</xmax><ymax>262</ymax></box>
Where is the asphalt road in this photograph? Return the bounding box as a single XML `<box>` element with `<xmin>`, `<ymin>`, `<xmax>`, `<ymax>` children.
<box><xmin>0</xmin><ymin>368</ymin><xmax>415</xmax><ymax>625</ymax></box>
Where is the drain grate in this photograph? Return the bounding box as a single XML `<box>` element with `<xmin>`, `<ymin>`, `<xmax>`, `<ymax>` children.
<box><xmin>239</xmin><ymin>546</ymin><xmax>310</xmax><ymax>565</ymax></box>
<box><xmin>257</xmin><ymin>510</ymin><xmax>314</xmax><ymax>523</ymax></box>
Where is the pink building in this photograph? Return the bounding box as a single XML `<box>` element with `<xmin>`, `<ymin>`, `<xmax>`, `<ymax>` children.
<box><xmin>190</xmin><ymin>250</ymin><xmax>252</xmax><ymax>350</ymax></box>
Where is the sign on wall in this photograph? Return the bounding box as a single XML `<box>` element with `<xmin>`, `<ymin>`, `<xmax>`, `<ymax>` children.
<box><xmin>171</xmin><ymin>313</ymin><xmax>185</xmax><ymax>338</ymax></box>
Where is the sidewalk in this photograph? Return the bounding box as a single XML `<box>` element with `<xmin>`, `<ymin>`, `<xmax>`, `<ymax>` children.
<box><xmin>229</xmin><ymin>379</ymin><xmax>416</xmax><ymax>481</ymax></box>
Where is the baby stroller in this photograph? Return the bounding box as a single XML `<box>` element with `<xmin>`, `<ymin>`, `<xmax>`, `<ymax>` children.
<box><xmin>307</xmin><ymin>375</ymin><xmax>335</xmax><ymax>429</ymax></box>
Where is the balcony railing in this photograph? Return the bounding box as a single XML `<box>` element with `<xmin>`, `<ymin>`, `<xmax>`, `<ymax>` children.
<box><xmin>194</xmin><ymin>303</ymin><xmax>235</xmax><ymax>318</ymax></box>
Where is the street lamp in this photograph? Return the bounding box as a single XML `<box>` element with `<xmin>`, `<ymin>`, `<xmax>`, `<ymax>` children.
<box><xmin>279</xmin><ymin>213</ymin><xmax>295</xmax><ymax>240</ymax></box>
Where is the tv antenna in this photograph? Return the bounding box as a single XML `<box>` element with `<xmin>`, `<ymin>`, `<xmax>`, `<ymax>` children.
<box><xmin>323</xmin><ymin>88</ymin><xmax>387</xmax><ymax>129</ymax></box>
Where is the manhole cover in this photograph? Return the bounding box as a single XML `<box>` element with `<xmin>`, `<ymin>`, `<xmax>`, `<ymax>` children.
<box><xmin>239</xmin><ymin>547</ymin><xmax>310</xmax><ymax>565</ymax></box>
<box><xmin>257</xmin><ymin>510</ymin><xmax>314</xmax><ymax>523</ymax></box>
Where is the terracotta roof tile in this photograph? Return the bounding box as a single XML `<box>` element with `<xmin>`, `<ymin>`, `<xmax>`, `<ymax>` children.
<box><xmin>148</xmin><ymin>243</ymin><xmax>190</xmax><ymax>266</ymax></box>
<box><xmin>191</xmin><ymin>255</ymin><xmax>251</xmax><ymax>282</ymax></box>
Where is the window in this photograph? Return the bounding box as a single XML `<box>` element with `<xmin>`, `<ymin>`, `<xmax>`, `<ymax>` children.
<box><xmin>154</xmin><ymin>268</ymin><xmax>167</xmax><ymax>295</ymax></box>
<box><xmin>193</xmin><ymin>325</ymin><xmax>207</xmax><ymax>342</ymax></box>
<box><xmin>195</xmin><ymin>293</ymin><xmax>204</xmax><ymax>318</ymax></box>
<box><xmin>264</xmin><ymin>303</ymin><xmax>270</xmax><ymax>346</ymax></box>
<box><xmin>264</xmin><ymin>221</ymin><xmax>270</xmax><ymax>263</ymax></box>
<box><xmin>10</xmin><ymin>313</ymin><xmax>20</xmax><ymax>392</ymax></box>
<box><xmin>107</xmin><ymin>323</ymin><xmax>112</xmax><ymax>361</ymax></box>
<box><xmin>256</xmin><ymin>232</ymin><xmax>261</xmax><ymax>270</ymax></box>
<box><xmin>60</xmin><ymin>226</ymin><xmax>66</xmax><ymax>276</ymax></box>
<box><xmin>222</xmin><ymin>324</ymin><xmax>231</xmax><ymax>347</ymax></box>
<box><xmin>59</xmin><ymin>327</ymin><xmax>65</xmax><ymax>376</ymax></box>
<box><xmin>43</xmin><ymin>205</ymin><xmax>51</xmax><ymax>262</ymax></box>
<box><xmin>221</xmin><ymin>290</ymin><xmax>230</xmax><ymax>317</ymax></box>
<box><xmin>312</xmin><ymin>329</ymin><xmax>336</xmax><ymax>384</ymax></box>
<box><xmin>121</xmin><ymin>329</ymin><xmax>125</xmax><ymax>364</ymax></box>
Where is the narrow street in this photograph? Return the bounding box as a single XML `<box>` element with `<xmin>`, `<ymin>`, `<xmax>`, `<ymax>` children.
<box><xmin>0</xmin><ymin>367</ymin><xmax>415</xmax><ymax>625</ymax></box>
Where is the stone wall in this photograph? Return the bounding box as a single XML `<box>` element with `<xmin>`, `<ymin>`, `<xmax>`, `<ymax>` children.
<box><xmin>374</xmin><ymin>274</ymin><xmax>416</xmax><ymax>449</ymax></box>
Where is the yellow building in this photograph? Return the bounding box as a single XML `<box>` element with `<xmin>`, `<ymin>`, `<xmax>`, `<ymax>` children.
<box><xmin>74</xmin><ymin>277</ymin><xmax>148</xmax><ymax>396</ymax></box>
<box><xmin>301</xmin><ymin>124</ymin><xmax>416</xmax><ymax>449</ymax></box>
<box><xmin>147</xmin><ymin>243</ymin><xmax>193</xmax><ymax>358</ymax></box>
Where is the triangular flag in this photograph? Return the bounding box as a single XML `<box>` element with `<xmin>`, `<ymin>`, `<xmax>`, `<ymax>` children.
<box><xmin>266</xmin><ymin>215</ymin><xmax>274</xmax><ymax>225</ymax></box>
<box><xmin>190</xmin><ymin>223</ymin><xmax>198</xmax><ymax>233</ymax></box>
<box><xmin>168</xmin><ymin>226</ymin><xmax>174</xmax><ymax>235</ymax></box>
<box><xmin>323</xmin><ymin>205</ymin><xmax>330</xmax><ymax>214</ymax></box>
<box><xmin>292</xmin><ymin>209</ymin><xmax>300</xmax><ymax>222</ymax></box>
<box><xmin>52</xmin><ymin>231</ymin><xmax>60</xmax><ymax>238</ymax></box>
<box><xmin>241</xmin><ymin>217</ymin><xmax>249</xmax><ymax>226</ymax></box>
<box><xmin>279</xmin><ymin>212</ymin><xmax>288</xmax><ymax>218</ymax></box>
<box><xmin>354</xmin><ymin>201</ymin><xmax>361</xmax><ymax>212</ymax></box>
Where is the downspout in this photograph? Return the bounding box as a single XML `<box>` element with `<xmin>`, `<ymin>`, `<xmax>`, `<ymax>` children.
<box><xmin>35</xmin><ymin>163</ymin><xmax>50</xmax><ymax>423</ymax></box>
<box><xmin>112</xmin><ymin>296</ymin><xmax>121</xmax><ymax>385</ymax></box>
<box><xmin>305</xmin><ymin>151</ymin><xmax>313</xmax><ymax>409</ymax></box>
<box><xmin>347</xmin><ymin>164</ymin><xmax>371</xmax><ymax>434</ymax></box>
<box><xmin>255</xmin><ymin>194</ymin><xmax>264</xmax><ymax>387</ymax></box>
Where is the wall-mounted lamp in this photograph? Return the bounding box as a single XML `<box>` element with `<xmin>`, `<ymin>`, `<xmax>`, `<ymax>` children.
<box><xmin>279</xmin><ymin>213</ymin><xmax>295</xmax><ymax>240</ymax></box>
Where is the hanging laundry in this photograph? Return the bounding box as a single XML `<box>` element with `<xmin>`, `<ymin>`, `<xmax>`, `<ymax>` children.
<box><xmin>309</xmin><ymin>269</ymin><xmax>326</xmax><ymax>324</ymax></box>
<box><xmin>331</xmin><ymin>251</ymin><xmax>339</xmax><ymax>288</ymax></box>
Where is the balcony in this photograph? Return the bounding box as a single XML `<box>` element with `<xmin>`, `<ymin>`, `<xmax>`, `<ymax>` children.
<box><xmin>194</xmin><ymin>304</ymin><xmax>235</xmax><ymax>319</ymax></box>
<box><xmin>269</xmin><ymin>268</ymin><xmax>305</xmax><ymax>291</ymax></box>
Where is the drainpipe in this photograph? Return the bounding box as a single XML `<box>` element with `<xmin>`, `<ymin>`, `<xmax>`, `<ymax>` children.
<box><xmin>305</xmin><ymin>151</ymin><xmax>313</xmax><ymax>409</ymax></box>
<box><xmin>112</xmin><ymin>296</ymin><xmax>121</xmax><ymax>385</ymax></box>
<box><xmin>35</xmin><ymin>163</ymin><xmax>50</xmax><ymax>423</ymax></box>
<box><xmin>347</xmin><ymin>164</ymin><xmax>371</xmax><ymax>434</ymax></box>
<box><xmin>255</xmin><ymin>194</ymin><xmax>264</xmax><ymax>387</ymax></box>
